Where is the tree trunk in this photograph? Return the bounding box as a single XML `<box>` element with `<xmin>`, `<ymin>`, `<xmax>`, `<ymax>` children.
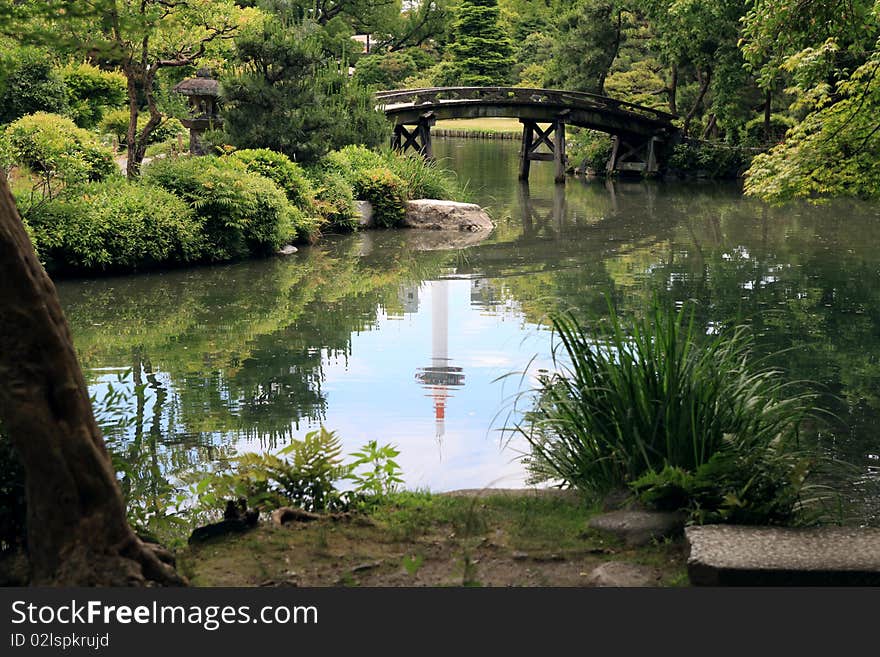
<box><xmin>0</xmin><ymin>172</ymin><xmax>184</xmax><ymax>586</ymax></box>
<box><xmin>683</xmin><ymin>68</ymin><xmax>711</xmax><ymax>137</ymax></box>
<box><xmin>763</xmin><ymin>89</ymin><xmax>772</xmax><ymax>142</ymax></box>
<box><xmin>669</xmin><ymin>62</ymin><xmax>678</xmax><ymax>114</ymax></box>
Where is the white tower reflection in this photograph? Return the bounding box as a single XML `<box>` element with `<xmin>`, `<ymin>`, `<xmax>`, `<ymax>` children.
<box><xmin>415</xmin><ymin>280</ymin><xmax>465</xmax><ymax>439</ymax></box>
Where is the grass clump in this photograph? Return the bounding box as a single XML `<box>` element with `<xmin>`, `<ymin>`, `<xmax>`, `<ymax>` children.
<box><xmin>517</xmin><ymin>299</ymin><xmax>827</xmax><ymax>525</ymax></box>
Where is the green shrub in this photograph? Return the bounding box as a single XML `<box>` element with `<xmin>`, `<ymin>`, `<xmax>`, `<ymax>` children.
<box><xmin>309</xmin><ymin>169</ymin><xmax>358</xmax><ymax>232</ymax></box>
<box><xmin>668</xmin><ymin>140</ymin><xmax>750</xmax><ymax>179</ymax></box>
<box><xmin>518</xmin><ymin>300</ymin><xmax>822</xmax><ymax>524</ymax></box>
<box><xmin>324</xmin><ymin>144</ymin><xmax>386</xmax><ymax>176</ymax></box>
<box><xmin>57</xmin><ymin>62</ymin><xmax>126</xmax><ymax>128</ymax></box>
<box><xmin>353</xmin><ymin>51</ymin><xmax>419</xmax><ymax>88</ymax></box>
<box><xmin>568</xmin><ymin>129</ymin><xmax>613</xmax><ymax>174</ymax></box>
<box><xmin>353</xmin><ymin>167</ymin><xmax>408</xmax><ymax>228</ymax></box>
<box><xmin>25</xmin><ymin>179</ymin><xmax>203</xmax><ymax>272</ymax></box>
<box><xmin>98</xmin><ymin>109</ymin><xmax>185</xmax><ymax>147</ymax></box>
<box><xmin>0</xmin><ymin>47</ymin><xmax>68</xmax><ymax>124</ymax></box>
<box><xmin>742</xmin><ymin>113</ymin><xmax>796</xmax><ymax>147</ymax></box>
<box><xmin>2</xmin><ymin>112</ymin><xmax>116</xmax><ymax>194</ymax></box>
<box><xmin>320</xmin><ymin>145</ymin><xmax>464</xmax><ymax>226</ymax></box>
<box><xmin>143</xmin><ymin>156</ymin><xmax>309</xmax><ymax>258</ymax></box>
<box><xmin>228</xmin><ymin>148</ymin><xmax>317</xmax><ymax>212</ymax></box>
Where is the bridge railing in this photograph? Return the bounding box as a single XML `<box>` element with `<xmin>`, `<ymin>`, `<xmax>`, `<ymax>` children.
<box><xmin>375</xmin><ymin>87</ymin><xmax>677</xmax><ymax>125</ymax></box>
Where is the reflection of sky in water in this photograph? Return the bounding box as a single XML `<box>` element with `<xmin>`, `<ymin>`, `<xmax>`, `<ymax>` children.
<box><xmin>315</xmin><ymin>278</ymin><xmax>551</xmax><ymax>490</ymax></box>
<box><xmin>85</xmin><ymin>277</ymin><xmax>554</xmax><ymax>492</ymax></box>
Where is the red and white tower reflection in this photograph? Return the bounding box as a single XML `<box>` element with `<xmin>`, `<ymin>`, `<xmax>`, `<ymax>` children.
<box><xmin>415</xmin><ymin>280</ymin><xmax>465</xmax><ymax>439</ymax></box>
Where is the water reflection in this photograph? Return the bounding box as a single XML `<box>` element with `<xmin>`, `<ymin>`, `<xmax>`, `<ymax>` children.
<box><xmin>54</xmin><ymin>138</ymin><xmax>880</xmax><ymax>518</ymax></box>
<box><xmin>415</xmin><ymin>281</ymin><xmax>466</xmax><ymax>440</ymax></box>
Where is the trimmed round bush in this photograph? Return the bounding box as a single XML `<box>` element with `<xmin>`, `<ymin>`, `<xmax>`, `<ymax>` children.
<box><xmin>2</xmin><ymin>112</ymin><xmax>116</xmax><ymax>186</ymax></box>
<box><xmin>353</xmin><ymin>167</ymin><xmax>408</xmax><ymax>228</ymax></box>
<box><xmin>229</xmin><ymin>148</ymin><xmax>317</xmax><ymax>212</ymax></box>
<box><xmin>25</xmin><ymin>179</ymin><xmax>203</xmax><ymax>272</ymax></box>
<box><xmin>143</xmin><ymin>156</ymin><xmax>308</xmax><ymax>259</ymax></box>
<box><xmin>58</xmin><ymin>62</ymin><xmax>126</xmax><ymax>128</ymax></box>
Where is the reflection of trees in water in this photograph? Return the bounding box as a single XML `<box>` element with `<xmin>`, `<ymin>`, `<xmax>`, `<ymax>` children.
<box><xmin>61</xmin><ymin>241</ymin><xmax>453</xmax><ymax>455</ymax></box>
<box><xmin>58</xmin><ymin>160</ymin><xmax>880</xmax><ymax>521</ymax></box>
<box><xmin>471</xmin><ymin>182</ymin><xmax>880</xmax><ymax>517</ymax></box>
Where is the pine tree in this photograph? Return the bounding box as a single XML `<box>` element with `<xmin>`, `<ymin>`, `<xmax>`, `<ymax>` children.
<box><xmin>448</xmin><ymin>0</ymin><xmax>515</xmax><ymax>86</ymax></box>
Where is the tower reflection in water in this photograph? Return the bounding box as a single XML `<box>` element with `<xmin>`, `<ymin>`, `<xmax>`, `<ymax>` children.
<box><xmin>414</xmin><ymin>279</ymin><xmax>465</xmax><ymax>440</ymax></box>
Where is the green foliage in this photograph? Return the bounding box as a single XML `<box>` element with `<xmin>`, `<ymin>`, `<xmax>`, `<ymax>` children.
<box><xmin>742</xmin><ymin>113</ymin><xmax>795</xmax><ymax>147</ymax></box>
<box><xmin>322</xmin><ymin>146</ymin><xmax>407</xmax><ymax>226</ymax></box>
<box><xmin>309</xmin><ymin>169</ymin><xmax>358</xmax><ymax>232</ymax></box>
<box><xmin>97</xmin><ymin>109</ymin><xmax>185</xmax><ymax>148</ymax></box>
<box><xmin>353</xmin><ymin>50</ymin><xmax>419</xmax><ymax>88</ymax></box>
<box><xmin>0</xmin><ymin>46</ymin><xmax>68</xmax><ymax>124</ymax></box>
<box><xmin>604</xmin><ymin>60</ymin><xmax>668</xmax><ymax>109</ymax></box>
<box><xmin>568</xmin><ymin>129</ymin><xmax>613</xmax><ymax>173</ymax></box>
<box><xmin>143</xmin><ymin>156</ymin><xmax>313</xmax><ymax>258</ymax></box>
<box><xmin>57</xmin><ymin>62</ymin><xmax>126</xmax><ymax>128</ymax></box>
<box><xmin>745</xmin><ymin>47</ymin><xmax>880</xmax><ymax>202</ymax></box>
<box><xmin>353</xmin><ymin>167</ymin><xmax>408</xmax><ymax>228</ymax></box>
<box><xmin>190</xmin><ymin>428</ymin><xmax>405</xmax><ymax>514</ymax></box>
<box><xmin>383</xmin><ymin>151</ymin><xmax>463</xmax><ymax>201</ymax></box>
<box><xmin>517</xmin><ymin>299</ymin><xmax>820</xmax><ymax>524</ymax></box>
<box><xmin>222</xmin><ymin>18</ymin><xmax>388</xmax><ymax>165</ymax></box>
<box><xmin>25</xmin><ymin>178</ymin><xmax>203</xmax><ymax>272</ymax></box>
<box><xmin>193</xmin><ymin>428</ymin><xmax>353</xmax><ymax>513</ymax></box>
<box><xmin>669</xmin><ymin>140</ymin><xmax>749</xmax><ymax>179</ymax></box>
<box><xmin>348</xmin><ymin>440</ymin><xmax>404</xmax><ymax>497</ymax></box>
<box><xmin>1</xmin><ymin>112</ymin><xmax>116</xmax><ymax>196</ymax></box>
<box><xmin>229</xmin><ymin>148</ymin><xmax>317</xmax><ymax>212</ymax></box>
<box><xmin>448</xmin><ymin>0</ymin><xmax>515</xmax><ymax>86</ymax></box>
<box><xmin>545</xmin><ymin>0</ymin><xmax>625</xmax><ymax>93</ymax></box>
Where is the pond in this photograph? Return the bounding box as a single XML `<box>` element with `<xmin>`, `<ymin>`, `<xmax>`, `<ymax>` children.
<box><xmin>57</xmin><ymin>138</ymin><xmax>880</xmax><ymax>520</ymax></box>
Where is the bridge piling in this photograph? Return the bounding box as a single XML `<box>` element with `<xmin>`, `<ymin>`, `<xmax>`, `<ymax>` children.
<box><xmin>391</xmin><ymin>111</ymin><xmax>436</xmax><ymax>159</ymax></box>
<box><xmin>518</xmin><ymin>118</ymin><xmax>567</xmax><ymax>184</ymax></box>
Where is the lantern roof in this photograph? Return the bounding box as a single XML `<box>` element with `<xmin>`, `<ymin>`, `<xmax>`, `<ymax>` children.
<box><xmin>173</xmin><ymin>69</ymin><xmax>220</xmax><ymax>97</ymax></box>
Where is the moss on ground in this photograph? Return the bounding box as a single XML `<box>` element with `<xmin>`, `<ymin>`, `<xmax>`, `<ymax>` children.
<box><xmin>180</xmin><ymin>491</ymin><xmax>688</xmax><ymax>587</ymax></box>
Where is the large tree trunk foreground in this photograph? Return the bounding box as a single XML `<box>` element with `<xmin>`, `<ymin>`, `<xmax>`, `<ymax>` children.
<box><xmin>0</xmin><ymin>172</ymin><xmax>184</xmax><ymax>586</ymax></box>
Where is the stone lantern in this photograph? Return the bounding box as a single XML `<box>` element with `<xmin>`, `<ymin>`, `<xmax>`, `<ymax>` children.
<box><xmin>172</xmin><ymin>68</ymin><xmax>222</xmax><ymax>155</ymax></box>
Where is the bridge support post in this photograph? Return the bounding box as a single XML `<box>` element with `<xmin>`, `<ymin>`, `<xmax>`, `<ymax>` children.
<box><xmin>391</xmin><ymin>112</ymin><xmax>436</xmax><ymax>159</ymax></box>
<box><xmin>605</xmin><ymin>135</ymin><xmax>662</xmax><ymax>175</ymax></box>
<box><xmin>518</xmin><ymin>118</ymin><xmax>567</xmax><ymax>184</ymax></box>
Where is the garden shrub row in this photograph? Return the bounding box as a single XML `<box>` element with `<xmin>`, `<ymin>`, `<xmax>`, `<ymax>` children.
<box><xmin>3</xmin><ymin>114</ymin><xmax>466</xmax><ymax>274</ymax></box>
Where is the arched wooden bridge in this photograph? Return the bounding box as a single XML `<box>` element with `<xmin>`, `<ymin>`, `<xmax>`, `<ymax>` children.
<box><xmin>376</xmin><ymin>87</ymin><xmax>679</xmax><ymax>182</ymax></box>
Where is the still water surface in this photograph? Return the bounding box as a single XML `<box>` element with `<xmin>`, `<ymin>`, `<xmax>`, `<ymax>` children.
<box><xmin>57</xmin><ymin>139</ymin><xmax>880</xmax><ymax>512</ymax></box>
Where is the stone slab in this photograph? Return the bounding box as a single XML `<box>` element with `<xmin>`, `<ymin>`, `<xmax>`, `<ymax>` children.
<box><xmin>585</xmin><ymin>561</ymin><xmax>663</xmax><ymax>587</ymax></box>
<box><xmin>403</xmin><ymin>199</ymin><xmax>494</xmax><ymax>231</ymax></box>
<box><xmin>588</xmin><ymin>510</ymin><xmax>686</xmax><ymax>547</ymax></box>
<box><xmin>686</xmin><ymin>525</ymin><xmax>880</xmax><ymax>586</ymax></box>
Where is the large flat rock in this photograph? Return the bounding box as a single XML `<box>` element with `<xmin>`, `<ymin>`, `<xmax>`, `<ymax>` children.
<box><xmin>588</xmin><ymin>510</ymin><xmax>686</xmax><ymax>547</ymax></box>
<box><xmin>687</xmin><ymin>525</ymin><xmax>880</xmax><ymax>585</ymax></box>
<box><xmin>403</xmin><ymin>199</ymin><xmax>494</xmax><ymax>231</ymax></box>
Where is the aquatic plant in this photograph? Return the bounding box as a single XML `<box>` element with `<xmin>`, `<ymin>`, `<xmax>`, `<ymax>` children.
<box><xmin>516</xmin><ymin>299</ymin><xmax>825</xmax><ymax>524</ymax></box>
